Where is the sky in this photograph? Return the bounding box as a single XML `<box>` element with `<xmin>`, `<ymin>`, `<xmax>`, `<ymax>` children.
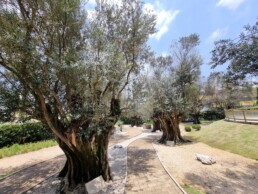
<box><xmin>143</xmin><ymin>0</ymin><xmax>258</xmax><ymax>78</ymax></box>
<box><xmin>87</xmin><ymin>0</ymin><xmax>258</xmax><ymax>78</ymax></box>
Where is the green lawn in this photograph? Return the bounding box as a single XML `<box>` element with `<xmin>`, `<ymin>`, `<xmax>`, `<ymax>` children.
<box><xmin>181</xmin><ymin>184</ymin><xmax>204</xmax><ymax>194</ymax></box>
<box><xmin>185</xmin><ymin>120</ymin><xmax>258</xmax><ymax>160</ymax></box>
<box><xmin>0</xmin><ymin>140</ymin><xmax>57</xmax><ymax>159</ymax></box>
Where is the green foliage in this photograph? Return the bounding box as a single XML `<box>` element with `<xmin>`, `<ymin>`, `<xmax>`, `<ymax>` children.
<box><xmin>192</xmin><ymin>124</ymin><xmax>201</xmax><ymax>131</ymax></box>
<box><xmin>0</xmin><ymin>140</ymin><xmax>56</xmax><ymax>159</ymax></box>
<box><xmin>144</xmin><ymin>119</ymin><xmax>153</xmax><ymax>125</ymax></box>
<box><xmin>116</xmin><ymin>119</ymin><xmax>124</xmax><ymax>129</ymax></box>
<box><xmin>151</xmin><ymin>34</ymin><xmax>202</xmax><ymax>119</ymax></box>
<box><xmin>185</xmin><ymin>124</ymin><xmax>192</xmax><ymax>132</ymax></box>
<box><xmin>201</xmin><ymin>109</ymin><xmax>225</xmax><ymax>120</ymax></box>
<box><xmin>119</xmin><ymin>116</ymin><xmax>132</xmax><ymax>125</ymax></box>
<box><xmin>211</xmin><ymin>19</ymin><xmax>258</xmax><ymax>81</ymax></box>
<box><xmin>0</xmin><ymin>123</ymin><xmax>54</xmax><ymax>147</ymax></box>
<box><xmin>181</xmin><ymin>184</ymin><xmax>204</xmax><ymax>194</ymax></box>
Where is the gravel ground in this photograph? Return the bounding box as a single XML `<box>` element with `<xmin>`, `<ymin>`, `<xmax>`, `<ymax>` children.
<box><xmin>153</xmin><ymin>142</ymin><xmax>258</xmax><ymax>194</ymax></box>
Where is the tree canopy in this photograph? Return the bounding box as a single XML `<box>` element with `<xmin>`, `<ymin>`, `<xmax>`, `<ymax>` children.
<box><xmin>150</xmin><ymin>34</ymin><xmax>202</xmax><ymax>143</ymax></box>
<box><xmin>211</xmin><ymin>19</ymin><xmax>258</xmax><ymax>81</ymax></box>
<box><xmin>0</xmin><ymin>0</ymin><xmax>155</xmax><ymax>193</ymax></box>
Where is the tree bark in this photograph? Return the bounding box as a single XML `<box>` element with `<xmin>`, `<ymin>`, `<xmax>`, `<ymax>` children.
<box><xmin>152</xmin><ymin>118</ymin><xmax>162</xmax><ymax>132</ymax></box>
<box><xmin>158</xmin><ymin>113</ymin><xmax>190</xmax><ymax>144</ymax></box>
<box><xmin>56</xmin><ymin>128</ymin><xmax>112</xmax><ymax>194</ymax></box>
<box><xmin>193</xmin><ymin>114</ymin><xmax>201</xmax><ymax>124</ymax></box>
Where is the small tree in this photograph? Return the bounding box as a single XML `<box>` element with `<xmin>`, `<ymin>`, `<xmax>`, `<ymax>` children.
<box><xmin>0</xmin><ymin>0</ymin><xmax>155</xmax><ymax>193</ymax></box>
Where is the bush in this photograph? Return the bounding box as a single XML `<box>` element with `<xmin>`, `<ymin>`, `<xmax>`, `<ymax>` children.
<box><xmin>119</xmin><ymin>116</ymin><xmax>131</xmax><ymax>124</ymax></box>
<box><xmin>201</xmin><ymin>109</ymin><xmax>225</xmax><ymax>121</ymax></box>
<box><xmin>116</xmin><ymin>120</ymin><xmax>124</xmax><ymax>131</ymax></box>
<box><xmin>144</xmin><ymin>119</ymin><xmax>153</xmax><ymax>125</ymax></box>
<box><xmin>0</xmin><ymin>122</ymin><xmax>54</xmax><ymax>147</ymax></box>
<box><xmin>192</xmin><ymin>124</ymin><xmax>201</xmax><ymax>131</ymax></box>
<box><xmin>185</xmin><ymin>124</ymin><xmax>191</xmax><ymax>132</ymax></box>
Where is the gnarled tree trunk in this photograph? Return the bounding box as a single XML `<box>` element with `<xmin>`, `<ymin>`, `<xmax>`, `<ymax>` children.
<box><xmin>53</xmin><ymin>98</ymin><xmax>121</xmax><ymax>193</ymax></box>
<box><xmin>157</xmin><ymin>112</ymin><xmax>190</xmax><ymax>144</ymax></box>
<box><xmin>151</xmin><ymin>116</ymin><xmax>162</xmax><ymax>132</ymax></box>
<box><xmin>56</xmin><ymin>127</ymin><xmax>113</xmax><ymax>194</ymax></box>
<box><xmin>151</xmin><ymin>112</ymin><xmax>162</xmax><ymax>132</ymax></box>
<box><xmin>192</xmin><ymin>112</ymin><xmax>201</xmax><ymax>124</ymax></box>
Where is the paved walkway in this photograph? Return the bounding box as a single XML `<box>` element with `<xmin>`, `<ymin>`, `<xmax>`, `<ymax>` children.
<box><xmin>0</xmin><ymin>125</ymin><xmax>141</xmax><ymax>177</ymax></box>
<box><xmin>0</xmin><ymin>127</ymin><xmax>184</xmax><ymax>194</ymax></box>
<box><xmin>125</xmin><ymin>136</ymin><xmax>183</xmax><ymax>194</ymax></box>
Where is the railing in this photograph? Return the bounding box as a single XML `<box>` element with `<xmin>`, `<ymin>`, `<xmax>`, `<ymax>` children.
<box><xmin>224</xmin><ymin>109</ymin><xmax>258</xmax><ymax>124</ymax></box>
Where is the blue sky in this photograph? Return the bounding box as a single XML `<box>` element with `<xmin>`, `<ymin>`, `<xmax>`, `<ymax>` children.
<box><xmin>144</xmin><ymin>0</ymin><xmax>258</xmax><ymax>77</ymax></box>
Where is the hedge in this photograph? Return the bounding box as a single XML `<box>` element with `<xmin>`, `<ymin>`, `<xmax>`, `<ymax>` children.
<box><xmin>201</xmin><ymin>109</ymin><xmax>225</xmax><ymax>120</ymax></box>
<box><xmin>0</xmin><ymin>122</ymin><xmax>54</xmax><ymax>147</ymax></box>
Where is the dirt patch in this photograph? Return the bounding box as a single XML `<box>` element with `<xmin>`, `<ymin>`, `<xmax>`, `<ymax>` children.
<box><xmin>153</xmin><ymin>142</ymin><xmax>258</xmax><ymax>194</ymax></box>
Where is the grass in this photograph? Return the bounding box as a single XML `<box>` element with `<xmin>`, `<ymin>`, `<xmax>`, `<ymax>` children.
<box><xmin>181</xmin><ymin>184</ymin><xmax>204</xmax><ymax>194</ymax></box>
<box><xmin>185</xmin><ymin>120</ymin><xmax>258</xmax><ymax>160</ymax></box>
<box><xmin>0</xmin><ymin>140</ymin><xmax>57</xmax><ymax>159</ymax></box>
<box><xmin>144</xmin><ymin>120</ymin><xmax>153</xmax><ymax>125</ymax></box>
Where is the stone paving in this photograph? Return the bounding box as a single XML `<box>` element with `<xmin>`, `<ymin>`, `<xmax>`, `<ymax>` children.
<box><xmin>125</xmin><ymin>136</ymin><xmax>183</xmax><ymax>194</ymax></box>
<box><xmin>0</xmin><ymin>156</ymin><xmax>65</xmax><ymax>194</ymax></box>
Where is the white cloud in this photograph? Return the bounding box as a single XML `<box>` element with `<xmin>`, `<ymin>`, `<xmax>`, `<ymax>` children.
<box><xmin>208</xmin><ymin>27</ymin><xmax>228</xmax><ymax>42</ymax></box>
<box><xmin>217</xmin><ymin>0</ymin><xmax>245</xmax><ymax>10</ymax></box>
<box><xmin>144</xmin><ymin>1</ymin><xmax>180</xmax><ymax>41</ymax></box>
<box><xmin>88</xmin><ymin>0</ymin><xmax>96</xmax><ymax>6</ymax></box>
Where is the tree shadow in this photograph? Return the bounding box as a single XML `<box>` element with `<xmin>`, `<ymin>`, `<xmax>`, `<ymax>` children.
<box><xmin>0</xmin><ymin>155</ymin><xmax>65</xmax><ymax>193</ymax></box>
<box><xmin>126</xmin><ymin>137</ymin><xmax>159</xmax><ymax>191</ymax></box>
<box><xmin>184</xmin><ymin>163</ymin><xmax>258</xmax><ymax>194</ymax></box>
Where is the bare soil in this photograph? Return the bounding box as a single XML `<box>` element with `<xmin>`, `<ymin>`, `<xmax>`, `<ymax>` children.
<box><xmin>153</xmin><ymin>137</ymin><xmax>258</xmax><ymax>194</ymax></box>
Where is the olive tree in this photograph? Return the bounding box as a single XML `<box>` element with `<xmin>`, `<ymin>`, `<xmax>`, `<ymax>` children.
<box><xmin>0</xmin><ymin>0</ymin><xmax>155</xmax><ymax>193</ymax></box>
<box><xmin>150</xmin><ymin>34</ymin><xmax>202</xmax><ymax>144</ymax></box>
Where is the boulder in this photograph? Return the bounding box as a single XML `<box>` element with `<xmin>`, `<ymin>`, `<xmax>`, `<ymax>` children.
<box><xmin>196</xmin><ymin>153</ymin><xmax>216</xmax><ymax>165</ymax></box>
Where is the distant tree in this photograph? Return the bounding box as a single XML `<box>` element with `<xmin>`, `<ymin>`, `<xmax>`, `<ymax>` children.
<box><xmin>185</xmin><ymin>83</ymin><xmax>204</xmax><ymax>124</ymax></box>
<box><xmin>0</xmin><ymin>0</ymin><xmax>155</xmax><ymax>193</ymax></box>
<box><xmin>211</xmin><ymin>19</ymin><xmax>258</xmax><ymax>81</ymax></box>
<box><xmin>204</xmin><ymin>72</ymin><xmax>253</xmax><ymax>109</ymax></box>
<box><xmin>256</xmin><ymin>87</ymin><xmax>258</xmax><ymax>105</ymax></box>
<box><xmin>150</xmin><ymin>34</ymin><xmax>202</xmax><ymax>144</ymax></box>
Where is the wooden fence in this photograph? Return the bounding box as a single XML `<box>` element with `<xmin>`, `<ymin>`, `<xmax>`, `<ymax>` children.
<box><xmin>224</xmin><ymin>109</ymin><xmax>258</xmax><ymax>124</ymax></box>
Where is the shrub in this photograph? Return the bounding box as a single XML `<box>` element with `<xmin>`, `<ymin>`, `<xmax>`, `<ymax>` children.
<box><xmin>185</xmin><ymin>125</ymin><xmax>191</xmax><ymax>132</ymax></box>
<box><xmin>201</xmin><ymin>109</ymin><xmax>225</xmax><ymax>120</ymax></box>
<box><xmin>192</xmin><ymin>124</ymin><xmax>201</xmax><ymax>131</ymax></box>
<box><xmin>144</xmin><ymin>119</ymin><xmax>153</xmax><ymax>125</ymax></box>
<box><xmin>119</xmin><ymin>116</ymin><xmax>131</xmax><ymax>124</ymax></box>
<box><xmin>0</xmin><ymin>122</ymin><xmax>54</xmax><ymax>147</ymax></box>
<box><xmin>116</xmin><ymin>120</ymin><xmax>124</xmax><ymax>131</ymax></box>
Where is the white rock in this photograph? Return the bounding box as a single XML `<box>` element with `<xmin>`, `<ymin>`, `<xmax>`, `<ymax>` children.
<box><xmin>86</xmin><ymin>176</ymin><xmax>107</xmax><ymax>194</ymax></box>
<box><xmin>196</xmin><ymin>153</ymin><xmax>216</xmax><ymax>165</ymax></box>
<box><xmin>166</xmin><ymin>141</ymin><xmax>174</xmax><ymax>146</ymax></box>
